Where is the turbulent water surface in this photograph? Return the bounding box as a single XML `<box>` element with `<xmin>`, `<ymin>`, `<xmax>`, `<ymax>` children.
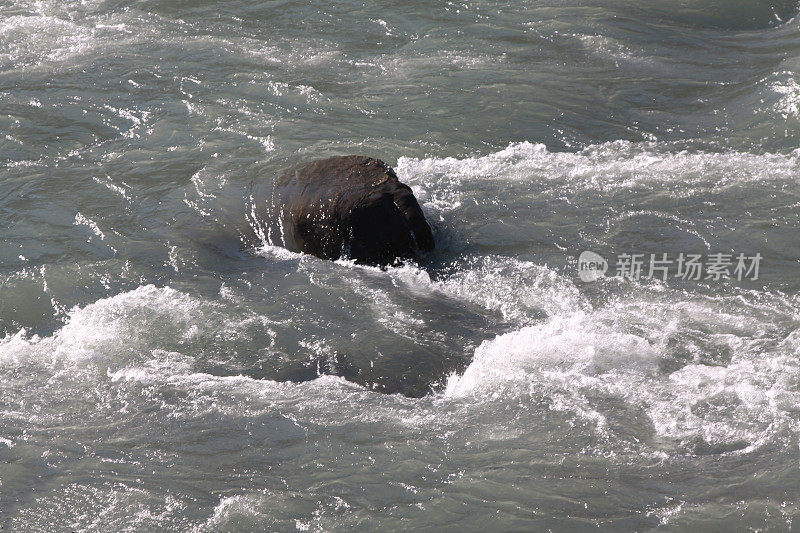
<box><xmin>2</xmin><ymin>0</ymin><xmax>800</xmax><ymax>530</ymax></box>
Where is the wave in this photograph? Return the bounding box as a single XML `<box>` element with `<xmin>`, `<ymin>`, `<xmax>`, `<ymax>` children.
<box><xmin>444</xmin><ymin>286</ymin><xmax>800</xmax><ymax>454</ymax></box>
<box><xmin>397</xmin><ymin>140</ymin><xmax>800</xmax><ymax>196</ymax></box>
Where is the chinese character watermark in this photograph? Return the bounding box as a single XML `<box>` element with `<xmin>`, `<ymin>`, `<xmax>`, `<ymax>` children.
<box><xmin>577</xmin><ymin>251</ymin><xmax>761</xmax><ymax>282</ymax></box>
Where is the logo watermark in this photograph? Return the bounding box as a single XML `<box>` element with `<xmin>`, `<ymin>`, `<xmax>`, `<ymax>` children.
<box><xmin>577</xmin><ymin>251</ymin><xmax>762</xmax><ymax>282</ymax></box>
<box><xmin>577</xmin><ymin>251</ymin><xmax>608</xmax><ymax>282</ymax></box>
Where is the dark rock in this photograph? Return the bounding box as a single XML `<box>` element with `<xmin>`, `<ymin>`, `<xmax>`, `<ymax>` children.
<box><xmin>266</xmin><ymin>155</ymin><xmax>434</xmax><ymax>265</ymax></box>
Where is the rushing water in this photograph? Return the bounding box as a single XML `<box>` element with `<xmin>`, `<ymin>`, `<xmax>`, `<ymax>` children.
<box><xmin>2</xmin><ymin>0</ymin><xmax>800</xmax><ymax>530</ymax></box>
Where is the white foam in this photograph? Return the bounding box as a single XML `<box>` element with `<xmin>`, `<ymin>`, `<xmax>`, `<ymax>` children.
<box><xmin>435</xmin><ymin>255</ymin><xmax>586</xmax><ymax>321</ymax></box>
<box><xmin>0</xmin><ymin>285</ymin><xmax>203</xmax><ymax>367</ymax></box>
<box><xmin>255</xmin><ymin>244</ymin><xmax>305</xmax><ymax>261</ymax></box>
<box><xmin>579</xmin><ymin>34</ymin><xmax>652</xmax><ymax>67</ymax></box>
<box><xmin>198</xmin><ymin>489</ymin><xmax>351</xmax><ymax>532</ymax></box>
<box><xmin>768</xmin><ymin>71</ymin><xmax>800</xmax><ymax>119</ymax></box>
<box><xmin>108</xmin><ymin>350</ymin><xmax>195</xmax><ymax>385</ymax></box>
<box><xmin>445</xmin><ymin>311</ymin><xmax>659</xmax><ymax>397</ymax></box>
<box><xmin>396</xmin><ymin>141</ymin><xmax>800</xmax><ymax>201</ymax></box>
<box><xmin>0</xmin><ymin>15</ymin><xmax>95</xmax><ymax>70</ymax></box>
<box><xmin>201</xmin><ymin>493</ymin><xmax>265</xmax><ymax>529</ymax></box>
<box><xmin>325</xmin><ymin>254</ymin><xmax>584</xmax><ymax>325</ymax></box>
<box><xmin>444</xmin><ymin>289</ymin><xmax>800</xmax><ymax>452</ymax></box>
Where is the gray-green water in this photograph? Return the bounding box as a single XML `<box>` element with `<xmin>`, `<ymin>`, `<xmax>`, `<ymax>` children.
<box><xmin>2</xmin><ymin>0</ymin><xmax>800</xmax><ymax>530</ymax></box>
